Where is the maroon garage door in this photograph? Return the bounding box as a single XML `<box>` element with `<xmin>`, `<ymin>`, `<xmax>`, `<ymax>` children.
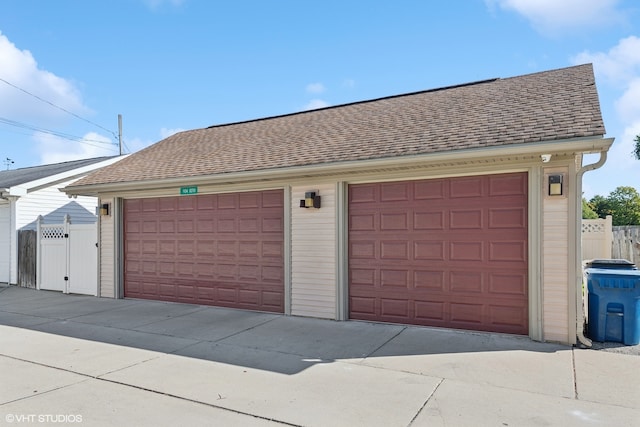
<box><xmin>124</xmin><ymin>190</ymin><xmax>284</xmax><ymax>313</ymax></box>
<box><xmin>348</xmin><ymin>173</ymin><xmax>528</xmax><ymax>334</ymax></box>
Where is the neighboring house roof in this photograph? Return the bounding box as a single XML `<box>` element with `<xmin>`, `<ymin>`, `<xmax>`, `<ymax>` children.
<box><xmin>71</xmin><ymin>64</ymin><xmax>605</xmax><ymax>189</ymax></box>
<box><xmin>0</xmin><ymin>156</ymin><xmax>121</xmax><ymax>196</ymax></box>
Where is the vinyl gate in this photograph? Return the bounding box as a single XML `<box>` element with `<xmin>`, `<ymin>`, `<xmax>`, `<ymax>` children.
<box><xmin>37</xmin><ymin>215</ymin><xmax>98</xmax><ymax>296</ymax></box>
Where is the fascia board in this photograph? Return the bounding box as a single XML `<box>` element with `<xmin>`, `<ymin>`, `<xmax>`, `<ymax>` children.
<box><xmin>63</xmin><ymin>137</ymin><xmax>613</xmax><ymax>196</ymax></box>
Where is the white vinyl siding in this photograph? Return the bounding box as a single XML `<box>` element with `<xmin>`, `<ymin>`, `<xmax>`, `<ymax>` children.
<box><xmin>0</xmin><ymin>202</ymin><xmax>10</xmax><ymax>283</ymax></box>
<box><xmin>291</xmin><ymin>184</ymin><xmax>337</xmax><ymax>319</ymax></box>
<box><xmin>15</xmin><ymin>179</ymin><xmax>98</xmax><ymax>230</ymax></box>
<box><xmin>542</xmin><ymin>188</ymin><xmax>570</xmax><ymax>343</ymax></box>
<box><xmin>99</xmin><ymin>197</ymin><xmax>115</xmax><ymax>298</ymax></box>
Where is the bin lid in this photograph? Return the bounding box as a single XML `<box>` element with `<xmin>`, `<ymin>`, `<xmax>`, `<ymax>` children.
<box><xmin>585</xmin><ymin>268</ymin><xmax>640</xmax><ymax>279</ymax></box>
<box><xmin>585</xmin><ymin>259</ymin><xmax>637</xmax><ymax>270</ymax></box>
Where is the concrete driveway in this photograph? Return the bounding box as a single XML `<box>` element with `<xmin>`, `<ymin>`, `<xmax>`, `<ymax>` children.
<box><xmin>0</xmin><ymin>285</ymin><xmax>639</xmax><ymax>426</ymax></box>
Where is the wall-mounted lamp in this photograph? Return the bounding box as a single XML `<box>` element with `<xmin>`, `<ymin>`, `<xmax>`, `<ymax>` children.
<box><xmin>541</xmin><ymin>154</ymin><xmax>552</xmax><ymax>163</ymax></box>
<box><xmin>299</xmin><ymin>191</ymin><xmax>321</xmax><ymax>209</ymax></box>
<box><xmin>549</xmin><ymin>174</ymin><xmax>563</xmax><ymax>196</ymax></box>
<box><xmin>99</xmin><ymin>203</ymin><xmax>111</xmax><ymax>216</ymax></box>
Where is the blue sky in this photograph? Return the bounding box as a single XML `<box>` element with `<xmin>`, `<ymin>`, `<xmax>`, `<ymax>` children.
<box><xmin>0</xmin><ymin>0</ymin><xmax>638</xmax><ymax>199</ymax></box>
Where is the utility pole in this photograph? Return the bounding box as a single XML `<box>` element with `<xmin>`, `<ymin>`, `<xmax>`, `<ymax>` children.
<box><xmin>118</xmin><ymin>114</ymin><xmax>123</xmax><ymax>156</ymax></box>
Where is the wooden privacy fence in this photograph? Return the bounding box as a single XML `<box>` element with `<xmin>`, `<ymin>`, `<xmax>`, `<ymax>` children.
<box><xmin>612</xmin><ymin>226</ymin><xmax>640</xmax><ymax>266</ymax></box>
<box><xmin>17</xmin><ymin>230</ymin><xmax>37</xmax><ymax>288</ymax></box>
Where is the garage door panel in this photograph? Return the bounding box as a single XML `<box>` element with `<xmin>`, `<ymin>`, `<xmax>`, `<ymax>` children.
<box><xmin>381</xmin><ymin>182</ymin><xmax>410</xmax><ymax>201</ymax></box>
<box><xmin>414</xmin><ymin>211</ymin><xmax>444</xmax><ymax>230</ymax></box>
<box><xmin>414</xmin><ymin>270</ymin><xmax>445</xmax><ymax>290</ymax></box>
<box><xmin>380</xmin><ymin>241</ymin><xmax>409</xmax><ymax>260</ymax></box>
<box><xmin>489</xmin><ymin>207</ymin><xmax>526</xmax><ymax>228</ymax></box>
<box><xmin>449</xmin><ymin>241</ymin><xmax>483</xmax><ymax>261</ymax></box>
<box><xmin>217</xmin><ymin>194</ymin><xmax>237</xmax><ymax>209</ymax></box>
<box><xmin>380</xmin><ymin>269</ymin><xmax>409</xmax><ymax>287</ymax></box>
<box><xmin>350</xmin><ymin>184</ymin><xmax>377</xmax><ymax>203</ymax></box>
<box><xmin>489</xmin><ymin>173</ymin><xmax>527</xmax><ymax>195</ymax></box>
<box><xmin>450</xmin><ymin>177</ymin><xmax>483</xmax><ymax>198</ymax></box>
<box><xmin>488</xmin><ymin>305</ymin><xmax>528</xmax><ymax>332</ymax></box>
<box><xmin>262</xmin><ymin>216</ymin><xmax>283</xmax><ymax>233</ymax></box>
<box><xmin>262</xmin><ymin>191</ymin><xmax>284</xmax><ymax>207</ymax></box>
<box><xmin>349</xmin><ymin>173</ymin><xmax>528</xmax><ymax>334</ymax></box>
<box><xmin>414</xmin><ymin>241</ymin><xmax>446</xmax><ymax>260</ymax></box>
<box><xmin>217</xmin><ymin>218</ymin><xmax>236</xmax><ymax>232</ymax></box>
<box><xmin>450</xmin><ymin>209</ymin><xmax>483</xmax><ymax>229</ymax></box>
<box><xmin>489</xmin><ymin>241</ymin><xmax>526</xmax><ymax>262</ymax></box>
<box><xmin>489</xmin><ymin>273</ymin><xmax>527</xmax><ymax>295</ymax></box>
<box><xmin>450</xmin><ymin>302</ymin><xmax>483</xmax><ymax>324</ymax></box>
<box><xmin>239</xmin><ymin>192</ymin><xmax>260</xmax><ymax>208</ymax></box>
<box><xmin>263</xmin><ymin>241</ymin><xmax>283</xmax><ymax>257</ymax></box>
<box><xmin>414</xmin><ymin>179</ymin><xmax>446</xmax><ymax>199</ymax></box>
<box><xmin>124</xmin><ymin>190</ymin><xmax>284</xmax><ymax>313</ymax></box>
<box><xmin>415</xmin><ymin>301</ymin><xmax>445</xmax><ymax>321</ymax></box>
<box><xmin>380</xmin><ymin>212</ymin><xmax>409</xmax><ymax>230</ymax></box>
<box><xmin>449</xmin><ymin>271</ymin><xmax>483</xmax><ymax>292</ymax></box>
<box><xmin>380</xmin><ymin>298</ymin><xmax>410</xmax><ymax>317</ymax></box>
<box><xmin>350</xmin><ymin>296</ymin><xmax>376</xmax><ymax>316</ymax></box>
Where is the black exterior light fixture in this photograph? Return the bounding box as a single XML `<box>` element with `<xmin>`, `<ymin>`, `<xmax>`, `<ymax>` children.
<box><xmin>299</xmin><ymin>191</ymin><xmax>321</xmax><ymax>209</ymax></box>
<box><xmin>99</xmin><ymin>203</ymin><xmax>111</xmax><ymax>216</ymax></box>
<box><xmin>549</xmin><ymin>175</ymin><xmax>563</xmax><ymax>196</ymax></box>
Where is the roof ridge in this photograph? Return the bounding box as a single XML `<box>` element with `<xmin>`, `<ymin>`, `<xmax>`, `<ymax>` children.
<box><xmin>205</xmin><ymin>78</ymin><xmax>499</xmax><ymax>130</ymax></box>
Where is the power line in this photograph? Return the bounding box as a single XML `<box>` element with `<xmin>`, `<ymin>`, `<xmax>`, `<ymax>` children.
<box><xmin>0</xmin><ymin>116</ymin><xmax>119</xmax><ymax>150</ymax></box>
<box><xmin>0</xmin><ymin>76</ymin><xmax>118</xmax><ymax>139</ymax></box>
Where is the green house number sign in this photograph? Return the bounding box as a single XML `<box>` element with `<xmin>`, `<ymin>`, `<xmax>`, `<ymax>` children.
<box><xmin>179</xmin><ymin>186</ymin><xmax>198</xmax><ymax>195</ymax></box>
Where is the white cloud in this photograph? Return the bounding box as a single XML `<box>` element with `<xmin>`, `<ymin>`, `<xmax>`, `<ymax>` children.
<box><xmin>486</xmin><ymin>0</ymin><xmax>624</xmax><ymax>35</ymax></box>
<box><xmin>303</xmin><ymin>99</ymin><xmax>330</xmax><ymax>111</ymax></box>
<box><xmin>570</xmin><ymin>37</ymin><xmax>640</xmax><ymax>197</ymax></box>
<box><xmin>160</xmin><ymin>127</ymin><xmax>185</xmax><ymax>139</ymax></box>
<box><xmin>0</xmin><ymin>31</ymin><xmax>88</xmax><ymax>122</ymax></box>
<box><xmin>143</xmin><ymin>0</ymin><xmax>186</xmax><ymax>10</ymax></box>
<box><xmin>122</xmin><ymin>136</ymin><xmax>154</xmax><ymax>154</ymax></box>
<box><xmin>306</xmin><ymin>83</ymin><xmax>326</xmax><ymax>94</ymax></box>
<box><xmin>36</xmin><ymin>132</ymin><xmax>117</xmax><ymax>164</ymax></box>
<box><xmin>616</xmin><ymin>78</ymin><xmax>640</xmax><ymax>122</ymax></box>
<box><xmin>571</xmin><ymin>37</ymin><xmax>640</xmax><ymax>124</ymax></box>
<box><xmin>342</xmin><ymin>79</ymin><xmax>356</xmax><ymax>89</ymax></box>
<box><xmin>573</xmin><ymin>36</ymin><xmax>640</xmax><ymax>85</ymax></box>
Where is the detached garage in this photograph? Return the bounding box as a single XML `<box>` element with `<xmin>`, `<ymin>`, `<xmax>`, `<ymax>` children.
<box><xmin>65</xmin><ymin>64</ymin><xmax>613</xmax><ymax>345</ymax></box>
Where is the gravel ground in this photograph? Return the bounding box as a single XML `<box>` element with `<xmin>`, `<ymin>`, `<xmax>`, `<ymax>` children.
<box><xmin>589</xmin><ymin>340</ymin><xmax>640</xmax><ymax>356</ymax></box>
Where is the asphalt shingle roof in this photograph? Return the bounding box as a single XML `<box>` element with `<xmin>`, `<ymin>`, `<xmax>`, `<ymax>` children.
<box><xmin>0</xmin><ymin>157</ymin><xmax>116</xmax><ymax>188</ymax></box>
<box><xmin>73</xmin><ymin>64</ymin><xmax>605</xmax><ymax>187</ymax></box>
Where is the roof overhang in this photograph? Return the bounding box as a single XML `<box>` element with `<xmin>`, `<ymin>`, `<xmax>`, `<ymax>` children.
<box><xmin>63</xmin><ymin>136</ymin><xmax>614</xmax><ymax>197</ymax></box>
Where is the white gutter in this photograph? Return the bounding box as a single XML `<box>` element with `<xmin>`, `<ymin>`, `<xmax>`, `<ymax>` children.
<box><xmin>575</xmin><ymin>149</ymin><xmax>609</xmax><ymax>347</ymax></box>
<box><xmin>64</xmin><ymin>137</ymin><xmax>613</xmax><ymax>196</ymax></box>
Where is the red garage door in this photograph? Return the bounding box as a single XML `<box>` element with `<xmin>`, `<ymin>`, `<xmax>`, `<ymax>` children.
<box><xmin>349</xmin><ymin>173</ymin><xmax>528</xmax><ymax>334</ymax></box>
<box><xmin>124</xmin><ymin>190</ymin><xmax>284</xmax><ymax>313</ymax></box>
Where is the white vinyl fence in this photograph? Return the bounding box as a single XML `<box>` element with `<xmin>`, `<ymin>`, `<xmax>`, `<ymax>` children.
<box><xmin>582</xmin><ymin>216</ymin><xmax>613</xmax><ymax>261</ymax></box>
<box><xmin>37</xmin><ymin>214</ymin><xmax>98</xmax><ymax>295</ymax></box>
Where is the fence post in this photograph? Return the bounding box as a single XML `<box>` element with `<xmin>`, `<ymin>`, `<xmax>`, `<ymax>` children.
<box><xmin>604</xmin><ymin>215</ymin><xmax>613</xmax><ymax>258</ymax></box>
<box><xmin>35</xmin><ymin>215</ymin><xmax>43</xmax><ymax>290</ymax></box>
<box><xmin>63</xmin><ymin>214</ymin><xmax>71</xmax><ymax>294</ymax></box>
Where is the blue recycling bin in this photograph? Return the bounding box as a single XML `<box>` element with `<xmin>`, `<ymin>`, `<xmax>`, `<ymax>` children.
<box><xmin>586</xmin><ymin>268</ymin><xmax>640</xmax><ymax>345</ymax></box>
